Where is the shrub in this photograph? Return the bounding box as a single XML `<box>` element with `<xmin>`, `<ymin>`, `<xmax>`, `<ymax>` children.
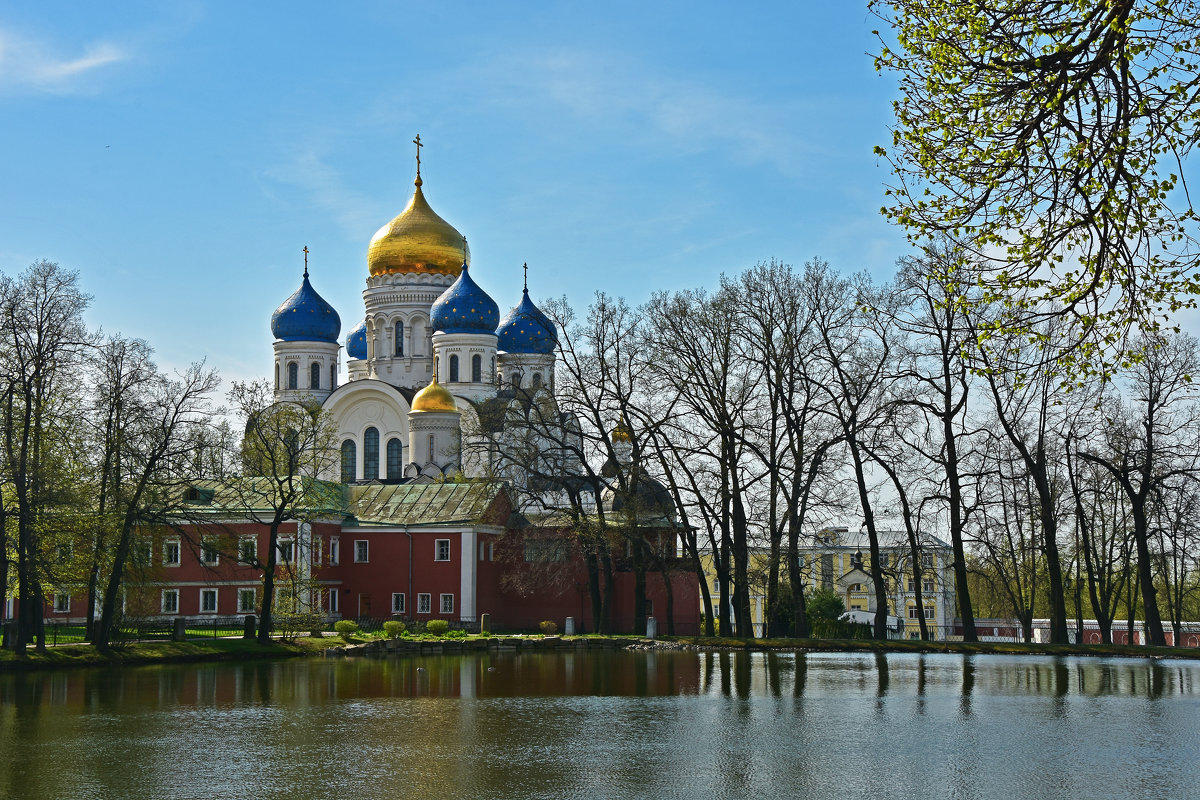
<box><xmin>383</xmin><ymin>620</ymin><xmax>406</xmax><ymax>638</ymax></box>
<box><xmin>805</xmin><ymin>588</ymin><xmax>846</xmax><ymax>623</ymax></box>
<box><xmin>334</xmin><ymin>619</ymin><xmax>360</xmax><ymax>641</ymax></box>
<box><xmin>310</xmin><ymin>628</ymin><xmax>324</xmax><ymax>639</ymax></box>
<box><xmin>539</xmin><ymin>620</ymin><xmax>558</xmax><ymax>635</ymax></box>
<box><xmin>425</xmin><ymin>619</ymin><xmax>450</xmax><ymax>635</ymax></box>
<box><xmin>446</xmin><ymin>629</ymin><xmax>468</xmax><ymax>639</ymax></box>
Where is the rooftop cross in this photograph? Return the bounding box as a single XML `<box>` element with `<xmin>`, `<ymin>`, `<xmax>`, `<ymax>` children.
<box><xmin>523</xmin><ymin>262</ymin><xmax>528</xmax><ymax>291</ymax></box>
<box><xmin>413</xmin><ymin>133</ymin><xmax>423</xmax><ymax>178</ymax></box>
<box><xmin>303</xmin><ymin>245</ymin><xmax>309</xmax><ymax>278</ymax></box>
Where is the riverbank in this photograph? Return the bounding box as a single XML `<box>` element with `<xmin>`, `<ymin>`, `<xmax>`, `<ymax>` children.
<box><xmin>3</xmin><ymin>632</ymin><xmax>1197</xmax><ymax>674</ymax></box>
<box><xmin>0</xmin><ymin>637</ymin><xmax>330</xmax><ymax>673</ymax></box>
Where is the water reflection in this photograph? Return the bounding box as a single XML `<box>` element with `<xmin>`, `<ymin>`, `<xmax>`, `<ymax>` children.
<box><xmin>1</xmin><ymin>651</ymin><xmax>1198</xmax><ymax>800</ymax></box>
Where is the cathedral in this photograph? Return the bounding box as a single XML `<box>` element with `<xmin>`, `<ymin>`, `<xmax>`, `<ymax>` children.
<box><xmin>24</xmin><ymin>145</ymin><xmax>700</xmax><ymax>635</ymax></box>
<box><xmin>269</xmin><ymin>153</ymin><xmax>558</xmax><ymax>484</ymax></box>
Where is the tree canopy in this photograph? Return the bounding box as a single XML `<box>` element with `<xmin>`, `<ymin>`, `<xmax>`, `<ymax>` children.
<box><xmin>871</xmin><ymin>0</ymin><xmax>1200</xmax><ymax>375</ymax></box>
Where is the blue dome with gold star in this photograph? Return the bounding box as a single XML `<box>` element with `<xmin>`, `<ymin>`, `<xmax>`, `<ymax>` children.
<box><xmin>430</xmin><ymin>264</ymin><xmax>499</xmax><ymax>335</ymax></box>
<box><xmin>271</xmin><ymin>271</ymin><xmax>341</xmax><ymax>343</ymax></box>
<box><xmin>497</xmin><ymin>289</ymin><xmax>557</xmax><ymax>354</ymax></box>
<box><xmin>346</xmin><ymin>319</ymin><xmax>367</xmax><ymax>359</ymax></box>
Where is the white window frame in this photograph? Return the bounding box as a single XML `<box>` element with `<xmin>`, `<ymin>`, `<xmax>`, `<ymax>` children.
<box><xmin>329</xmin><ymin>589</ymin><xmax>339</xmax><ymax>613</ymax></box>
<box><xmin>199</xmin><ymin>588</ymin><xmax>219</xmax><ymax>614</ymax></box>
<box><xmin>330</xmin><ymin>537</ymin><xmax>340</xmax><ymax>565</ymax></box>
<box><xmin>417</xmin><ymin>593</ymin><xmax>431</xmax><ymax>614</ymax></box>
<box><xmin>392</xmin><ymin>592</ymin><xmax>406</xmax><ymax>614</ymax></box>
<box><xmin>163</xmin><ymin>538</ymin><xmax>181</xmax><ymax>567</ymax></box>
<box><xmin>239</xmin><ymin>536</ymin><xmax>257</xmax><ymax>564</ymax></box>
<box><xmin>278</xmin><ymin>538</ymin><xmax>295</xmax><ymax>564</ymax></box>
<box><xmin>924</xmin><ymin>605</ymin><xmax>936</xmax><ymax>620</ymax></box>
<box><xmin>200</xmin><ymin>537</ymin><xmax>219</xmax><ymax>565</ymax></box>
<box><xmin>161</xmin><ymin>589</ymin><xmax>179</xmax><ymax>614</ymax></box>
<box><xmin>439</xmin><ymin>593</ymin><xmax>454</xmax><ymax>614</ymax></box>
<box><xmin>354</xmin><ymin>540</ymin><xmax>369</xmax><ymax>563</ymax></box>
<box><xmin>313</xmin><ymin>537</ymin><xmax>323</xmax><ymax>566</ymax></box>
<box><xmin>237</xmin><ymin>588</ymin><xmax>257</xmax><ymax>614</ymax></box>
<box><xmin>53</xmin><ymin>593</ymin><xmax>71</xmax><ymax>613</ymax></box>
<box><xmin>435</xmin><ymin>539</ymin><xmax>451</xmax><ymax>561</ymax></box>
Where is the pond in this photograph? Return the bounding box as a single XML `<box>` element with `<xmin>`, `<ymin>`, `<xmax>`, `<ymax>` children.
<box><xmin>1</xmin><ymin>650</ymin><xmax>1197</xmax><ymax>799</ymax></box>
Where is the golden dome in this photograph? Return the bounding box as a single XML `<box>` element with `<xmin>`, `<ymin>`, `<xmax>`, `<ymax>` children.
<box><xmin>367</xmin><ymin>177</ymin><xmax>469</xmax><ymax>277</ymax></box>
<box><xmin>411</xmin><ymin>375</ymin><xmax>460</xmax><ymax>414</ymax></box>
<box><xmin>612</xmin><ymin>420</ymin><xmax>633</xmax><ymax>443</ymax></box>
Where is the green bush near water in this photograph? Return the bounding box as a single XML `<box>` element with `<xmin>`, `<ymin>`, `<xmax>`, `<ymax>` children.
<box><xmin>334</xmin><ymin>620</ymin><xmax>360</xmax><ymax>641</ymax></box>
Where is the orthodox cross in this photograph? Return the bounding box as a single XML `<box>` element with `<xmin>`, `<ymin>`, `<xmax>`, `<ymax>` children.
<box><xmin>462</xmin><ymin>234</ymin><xmax>468</xmax><ymax>265</ymax></box>
<box><xmin>303</xmin><ymin>245</ymin><xmax>309</xmax><ymax>277</ymax></box>
<box><xmin>413</xmin><ymin>134</ymin><xmax>423</xmax><ymax>178</ymax></box>
<box><xmin>523</xmin><ymin>262</ymin><xmax>528</xmax><ymax>291</ymax></box>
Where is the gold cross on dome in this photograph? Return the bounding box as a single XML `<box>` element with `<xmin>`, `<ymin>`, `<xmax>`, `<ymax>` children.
<box><xmin>413</xmin><ymin>134</ymin><xmax>423</xmax><ymax>177</ymax></box>
<box><xmin>303</xmin><ymin>245</ymin><xmax>309</xmax><ymax>277</ymax></box>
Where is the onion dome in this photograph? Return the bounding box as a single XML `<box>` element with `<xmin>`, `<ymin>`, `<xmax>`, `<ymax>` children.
<box><xmin>497</xmin><ymin>289</ymin><xmax>558</xmax><ymax>354</ymax></box>
<box><xmin>430</xmin><ymin>264</ymin><xmax>499</xmax><ymax>334</ymax></box>
<box><xmin>270</xmin><ymin>270</ymin><xmax>341</xmax><ymax>343</ymax></box>
<box><xmin>612</xmin><ymin>420</ymin><xmax>633</xmax><ymax>444</ymax></box>
<box><xmin>346</xmin><ymin>319</ymin><xmax>367</xmax><ymax>360</ymax></box>
<box><xmin>410</xmin><ymin>375</ymin><xmax>459</xmax><ymax>414</ymax></box>
<box><xmin>600</xmin><ymin>470</ymin><xmax>675</xmax><ymax>519</ymax></box>
<box><xmin>367</xmin><ymin>176</ymin><xmax>469</xmax><ymax>277</ymax></box>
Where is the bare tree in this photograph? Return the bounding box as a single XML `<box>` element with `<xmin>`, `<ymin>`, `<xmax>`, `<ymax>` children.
<box><xmin>93</xmin><ymin>359</ymin><xmax>221</xmax><ymax>651</ymax></box>
<box><xmin>1076</xmin><ymin>333</ymin><xmax>1200</xmax><ymax>646</ymax></box>
<box><xmin>227</xmin><ymin>380</ymin><xmax>340</xmax><ymax>644</ymax></box>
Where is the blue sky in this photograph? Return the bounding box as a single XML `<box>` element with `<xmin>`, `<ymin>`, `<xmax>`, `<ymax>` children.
<box><xmin>0</xmin><ymin>2</ymin><xmax>905</xmax><ymax>383</ymax></box>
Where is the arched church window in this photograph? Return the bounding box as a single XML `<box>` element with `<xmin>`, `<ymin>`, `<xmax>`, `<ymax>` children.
<box><xmin>471</xmin><ymin>354</ymin><xmax>482</xmax><ymax>383</ymax></box>
<box><xmin>449</xmin><ymin>354</ymin><xmax>460</xmax><ymax>382</ymax></box>
<box><xmin>510</xmin><ymin>373</ymin><xmax>520</xmax><ymax>389</ymax></box>
<box><xmin>340</xmin><ymin>440</ymin><xmax>356</xmax><ymax>483</ymax></box>
<box><xmin>490</xmin><ymin>357</ymin><xmax>496</xmax><ymax>383</ymax></box>
<box><xmin>363</xmin><ymin>427</ymin><xmax>379</xmax><ymax>480</ymax></box>
<box><xmin>310</xmin><ymin>362</ymin><xmax>321</xmax><ymax>390</ymax></box>
<box><xmin>274</xmin><ymin>362</ymin><xmax>279</xmax><ymax>390</ymax></box>
<box><xmin>330</xmin><ymin>364</ymin><xmax>336</xmax><ymax>390</ymax></box>
<box><xmin>428</xmin><ymin>434</ymin><xmax>436</xmax><ymax>463</ymax></box>
<box><xmin>386</xmin><ymin>438</ymin><xmax>403</xmax><ymax>480</ymax></box>
<box><xmin>532</xmin><ymin>372</ymin><xmax>542</xmax><ymax>389</ymax></box>
<box><xmin>395</xmin><ymin>320</ymin><xmax>404</xmax><ymax>356</ymax></box>
<box><xmin>287</xmin><ymin>362</ymin><xmax>298</xmax><ymax>390</ymax></box>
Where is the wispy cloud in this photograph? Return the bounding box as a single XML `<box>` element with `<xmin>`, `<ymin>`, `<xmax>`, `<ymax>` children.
<box><xmin>0</xmin><ymin>27</ymin><xmax>128</xmax><ymax>94</ymax></box>
<box><xmin>460</xmin><ymin>47</ymin><xmax>818</xmax><ymax>178</ymax></box>
<box><xmin>260</xmin><ymin>150</ymin><xmax>381</xmax><ymax>238</ymax></box>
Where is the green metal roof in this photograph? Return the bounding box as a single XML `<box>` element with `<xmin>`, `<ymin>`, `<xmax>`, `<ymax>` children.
<box><xmin>347</xmin><ymin>482</ymin><xmax>506</xmax><ymax>527</ymax></box>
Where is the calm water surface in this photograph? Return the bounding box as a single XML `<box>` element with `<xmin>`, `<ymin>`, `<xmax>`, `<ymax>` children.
<box><xmin>1</xmin><ymin>650</ymin><xmax>1197</xmax><ymax>799</ymax></box>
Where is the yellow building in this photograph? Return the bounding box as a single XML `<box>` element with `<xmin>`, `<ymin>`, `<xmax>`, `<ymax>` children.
<box><xmin>700</xmin><ymin>527</ymin><xmax>957</xmax><ymax>639</ymax></box>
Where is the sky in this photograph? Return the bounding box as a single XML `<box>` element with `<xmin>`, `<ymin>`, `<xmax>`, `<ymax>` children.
<box><xmin>0</xmin><ymin>2</ymin><xmax>908</xmax><ymax>385</ymax></box>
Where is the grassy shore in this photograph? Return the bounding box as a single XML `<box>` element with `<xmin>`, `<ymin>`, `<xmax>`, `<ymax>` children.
<box><xmin>674</xmin><ymin>635</ymin><xmax>1199</xmax><ymax>660</ymax></box>
<box><xmin>0</xmin><ymin>636</ymin><xmax>337</xmax><ymax>673</ymax></box>
<box><xmin>2</xmin><ymin>632</ymin><xmax>1196</xmax><ymax>674</ymax></box>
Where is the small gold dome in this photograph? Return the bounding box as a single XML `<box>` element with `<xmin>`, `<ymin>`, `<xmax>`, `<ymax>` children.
<box><xmin>612</xmin><ymin>420</ymin><xmax>633</xmax><ymax>443</ymax></box>
<box><xmin>411</xmin><ymin>375</ymin><xmax>460</xmax><ymax>414</ymax></box>
<box><xmin>367</xmin><ymin>177</ymin><xmax>469</xmax><ymax>277</ymax></box>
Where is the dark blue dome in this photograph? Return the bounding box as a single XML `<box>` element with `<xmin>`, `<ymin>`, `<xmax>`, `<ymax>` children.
<box><xmin>497</xmin><ymin>289</ymin><xmax>557</xmax><ymax>354</ymax></box>
<box><xmin>430</xmin><ymin>264</ymin><xmax>499</xmax><ymax>335</ymax></box>
<box><xmin>271</xmin><ymin>272</ymin><xmax>341</xmax><ymax>343</ymax></box>
<box><xmin>346</xmin><ymin>318</ymin><xmax>367</xmax><ymax>359</ymax></box>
